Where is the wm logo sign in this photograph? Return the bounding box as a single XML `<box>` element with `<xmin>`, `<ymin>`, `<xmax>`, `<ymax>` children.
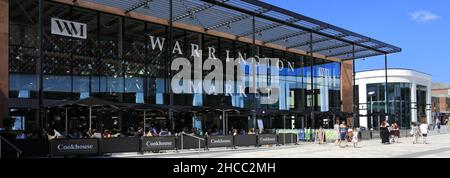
<box><xmin>51</xmin><ymin>18</ymin><xmax>87</xmax><ymax>39</ymax></box>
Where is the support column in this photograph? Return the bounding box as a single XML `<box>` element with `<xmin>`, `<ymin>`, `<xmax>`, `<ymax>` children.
<box><xmin>0</xmin><ymin>0</ymin><xmax>9</xmax><ymax>128</ymax></box>
<box><xmin>426</xmin><ymin>83</ymin><xmax>432</xmax><ymax>124</ymax></box>
<box><xmin>359</xmin><ymin>82</ymin><xmax>368</xmax><ymax>129</ymax></box>
<box><xmin>340</xmin><ymin>61</ymin><xmax>353</xmax><ymax>113</ymax></box>
<box><xmin>38</xmin><ymin>0</ymin><xmax>45</xmax><ymax>131</ymax></box>
<box><xmin>309</xmin><ymin>31</ymin><xmax>315</xmax><ymax>129</ymax></box>
<box><xmin>411</xmin><ymin>83</ymin><xmax>417</xmax><ymax>123</ymax></box>
<box><xmin>352</xmin><ymin>44</ymin><xmax>357</xmax><ymax>127</ymax></box>
<box><xmin>168</xmin><ymin>0</ymin><xmax>174</xmax><ymax>132</ymax></box>
<box><xmin>384</xmin><ymin>54</ymin><xmax>388</xmax><ymax>122</ymax></box>
<box><xmin>251</xmin><ymin>15</ymin><xmax>257</xmax><ymax>129</ymax></box>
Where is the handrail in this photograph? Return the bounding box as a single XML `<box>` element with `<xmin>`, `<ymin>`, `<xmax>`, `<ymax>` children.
<box><xmin>0</xmin><ymin>135</ymin><xmax>23</xmax><ymax>158</ymax></box>
<box><xmin>180</xmin><ymin>133</ymin><xmax>205</xmax><ymax>153</ymax></box>
<box><xmin>181</xmin><ymin>133</ymin><xmax>205</xmax><ymax>141</ymax></box>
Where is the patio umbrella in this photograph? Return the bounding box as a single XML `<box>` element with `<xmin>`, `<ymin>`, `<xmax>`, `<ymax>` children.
<box><xmin>47</xmin><ymin>97</ymin><xmax>125</xmax><ymax>136</ymax></box>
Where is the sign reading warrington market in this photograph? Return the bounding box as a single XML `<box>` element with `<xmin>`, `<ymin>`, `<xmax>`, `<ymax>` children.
<box><xmin>148</xmin><ymin>34</ymin><xmax>290</xmax><ymax>105</ymax></box>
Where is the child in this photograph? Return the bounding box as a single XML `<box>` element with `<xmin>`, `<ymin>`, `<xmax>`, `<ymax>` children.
<box><xmin>352</xmin><ymin>127</ymin><xmax>359</xmax><ymax>148</ymax></box>
<box><xmin>392</xmin><ymin>122</ymin><xmax>400</xmax><ymax>143</ymax></box>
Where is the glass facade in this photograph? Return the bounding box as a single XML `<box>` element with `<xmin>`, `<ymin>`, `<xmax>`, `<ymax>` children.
<box><xmin>8</xmin><ymin>0</ymin><xmax>341</xmax><ymax>133</ymax></box>
<box><xmin>366</xmin><ymin>83</ymin><xmax>412</xmax><ymax>129</ymax></box>
<box><xmin>416</xmin><ymin>85</ymin><xmax>427</xmax><ymax>122</ymax></box>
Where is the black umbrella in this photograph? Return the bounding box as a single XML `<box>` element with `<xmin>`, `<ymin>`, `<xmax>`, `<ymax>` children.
<box><xmin>47</xmin><ymin>97</ymin><xmax>126</xmax><ymax>136</ymax></box>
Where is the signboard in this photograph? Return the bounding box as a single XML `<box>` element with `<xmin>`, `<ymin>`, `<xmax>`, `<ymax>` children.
<box><xmin>257</xmin><ymin>119</ymin><xmax>264</xmax><ymax>130</ymax></box>
<box><xmin>207</xmin><ymin>135</ymin><xmax>233</xmax><ymax>148</ymax></box>
<box><xmin>50</xmin><ymin>139</ymin><xmax>98</xmax><ymax>156</ymax></box>
<box><xmin>193</xmin><ymin>116</ymin><xmax>202</xmax><ymax>134</ymax></box>
<box><xmin>141</xmin><ymin>136</ymin><xmax>176</xmax><ymax>152</ymax></box>
<box><xmin>257</xmin><ymin>134</ymin><xmax>278</xmax><ymax>145</ymax></box>
<box><xmin>318</xmin><ymin>67</ymin><xmax>330</xmax><ymax>112</ymax></box>
<box><xmin>51</xmin><ymin>18</ymin><xmax>87</xmax><ymax>39</ymax></box>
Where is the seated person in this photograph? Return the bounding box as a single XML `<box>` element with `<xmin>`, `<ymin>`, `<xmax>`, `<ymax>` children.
<box><xmin>159</xmin><ymin>128</ymin><xmax>169</xmax><ymax>136</ymax></box>
<box><xmin>145</xmin><ymin>130</ymin><xmax>153</xmax><ymax>137</ymax></box>
<box><xmin>103</xmin><ymin>130</ymin><xmax>111</xmax><ymax>138</ymax></box>
<box><xmin>90</xmin><ymin>129</ymin><xmax>102</xmax><ymax>139</ymax></box>
<box><xmin>16</xmin><ymin>131</ymin><xmax>27</xmax><ymax>140</ymax></box>
<box><xmin>247</xmin><ymin>128</ymin><xmax>256</xmax><ymax>135</ymax></box>
<box><xmin>47</xmin><ymin>129</ymin><xmax>63</xmax><ymax>140</ymax></box>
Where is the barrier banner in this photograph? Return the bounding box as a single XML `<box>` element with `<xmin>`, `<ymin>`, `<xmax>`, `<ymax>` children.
<box><xmin>100</xmin><ymin>137</ymin><xmax>140</xmax><ymax>153</ymax></box>
<box><xmin>234</xmin><ymin>135</ymin><xmax>257</xmax><ymax>146</ymax></box>
<box><xmin>278</xmin><ymin>133</ymin><xmax>297</xmax><ymax>144</ymax></box>
<box><xmin>299</xmin><ymin>129</ymin><xmax>306</xmax><ymax>141</ymax></box>
<box><xmin>207</xmin><ymin>135</ymin><xmax>233</xmax><ymax>148</ymax></box>
<box><xmin>257</xmin><ymin>134</ymin><xmax>278</xmax><ymax>145</ymax></box>
<box><xmin>324</xmin><ymin>130</ymin><xmax>336</xmax><ymax>142</ymax></box>
<box><xmin>50</xmin><ymin>139</ymin><xmax>98</xmax><ymax>156</ymax></box>
<box><xmin>141</xmin><ymin>136</ymin><xmax>176</xmax><ymax>152</ymax></box>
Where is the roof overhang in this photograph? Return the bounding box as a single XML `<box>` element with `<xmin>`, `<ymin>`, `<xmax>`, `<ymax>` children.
<box><xmin>61</xmin><ymin>0</ymin><xmax>401</xmax><ymax>62</ymax></box>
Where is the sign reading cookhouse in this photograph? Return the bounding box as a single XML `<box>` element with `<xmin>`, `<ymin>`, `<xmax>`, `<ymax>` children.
<box><xmin>207</xmin><ymin>135</ymin><xmax>233</xmax><ymax>148</ymax></box>
<box><xmin>257</xmin><ymin>134</ymin><xmax>278</xmax><ymax>145</ymax></box>
<box><xmin>141</xmin><ymin>137</ymin><xmax>176</xmax><ymax>152</ymax></box>
<box><xmin>50</xmin><ymin>139</ymin><xmax>98</xmax><ymax>156</ymax></box>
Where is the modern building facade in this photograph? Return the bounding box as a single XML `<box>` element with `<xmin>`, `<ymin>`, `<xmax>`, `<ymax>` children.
<box><xmin>0</xmin><ymin>0</ymin><xmax>401</xmax><ymax>136</ymax></box>
<box><xmin>432</xmin><ymin>83</ymin><xmax>450</xmax><ymax>123</ymax></box>
<box><xmin>356</xmin><ymin>69</ymin><xmax>432</xmax><ymax>130</ymax></box>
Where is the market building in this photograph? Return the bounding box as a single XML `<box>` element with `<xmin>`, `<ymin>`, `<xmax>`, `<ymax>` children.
<box><xmin>0</xmin><ymin>0</ymin><xmax>401</xmax><ymax>137</ymax></box>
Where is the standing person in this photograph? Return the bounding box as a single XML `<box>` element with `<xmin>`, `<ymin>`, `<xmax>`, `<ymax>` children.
<box><xmin>334</xmin><ymin>120</ymin><xmax>340</xmax><ymax>146</ymax></box>
<box><xmin>352</xmin><ymin>127</ymin><xmax>359</xmax><ymax>148</ymax></box>
<box><xmin>392</xmin><ymin>122</ymin><xmax>400</xmax><ymax>143</ymax></box>
<box><xmin>316</xmin><ymin>126</ymin><xmax>325</xmax><ymax>144</ymax></box>
<box><xmin>419</xmin><ymin>120</ymin><xmax>429</xmax><ymax>144</ymax></box>
<box><xmin>410</xmin><ymin>122</ymin><xmax>420</xmax><ymax>144</ymax></box>
<box><xmin>338</xmin><ymin>121</ymin><xmax>348</xmax><ymax>148</ymax></box>
<box><xmin>435</xmin><ymin>118</ymin><xmax>441</xmax><ymax>133</ymax></box>
<box><xmin>380</xmin><ymin>121</ymin><xmax>390</xmax><ymax>144</ymax></box>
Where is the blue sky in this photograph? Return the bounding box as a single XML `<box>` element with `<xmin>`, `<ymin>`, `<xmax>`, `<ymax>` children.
<box><xmin>262</xmin><ymin>0</ymin><xmax>450</xmax><ymax>84</ymax></box>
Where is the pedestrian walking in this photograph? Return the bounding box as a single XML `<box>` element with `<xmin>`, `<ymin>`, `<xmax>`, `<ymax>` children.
<box><xmin>419</xmin><ymin>120</ymin><xmax>429</xmax><ymax>144</ymax></box>
<box><xmin>316</xmin><ymin>126</ymin><xmax>325</xmax><ymax>144</ymax></box>
<box><xmin>334</xmin><ymin>120</ymin><xmax>340</xmax><ymax>146</ymax></box>
<box><xmin>410</xmin><ymin>122</ymin><xmax>420</xmax><ymax>144</ymax></box>
<box><xmin>380</xmin><ymin>121</ymin><xmax>390</xmax><ymax>144</ymax></box>
<box><xmin>435</xmin><ymin>118</ymin><xmax>441</xmax><ymax>133</ymax></box>
<box><xmin>352</xmin><ymin>127</ymin><xmax>359</xmax><ymax>148</ymax></box>
<box><xmin>338</xmin><ymin>121</ymin><xmax>348</xmax><ymax>148</ymax></box>
<box><xmin>391</xmin><ymin>122</ymin><xmax>400</xmax><ymax>143</ymax></box>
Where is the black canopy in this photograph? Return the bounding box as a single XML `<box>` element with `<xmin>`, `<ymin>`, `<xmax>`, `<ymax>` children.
<box><xmin>47</xmin><ymin>97</ymin><xmax>124</xmax><ymax>109</ymax></box>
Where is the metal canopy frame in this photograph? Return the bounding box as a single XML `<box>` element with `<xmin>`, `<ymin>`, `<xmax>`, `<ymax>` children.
<box><xmin>87</xmin><ymin>0</ymin><xmax>401</xmax><ymax>61</ymax></box>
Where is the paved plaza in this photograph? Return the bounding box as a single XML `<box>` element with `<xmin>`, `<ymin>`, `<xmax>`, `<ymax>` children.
<box><xmin>111</xmin><ymin>131</ymin><xmax>450</xmax><ymax>158</ymax></box>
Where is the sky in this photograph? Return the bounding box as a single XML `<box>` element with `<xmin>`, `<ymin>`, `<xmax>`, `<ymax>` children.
<box><xmin>262</xmin><ymin>0</ymin><xmax>450</xmax><ymax>84</ymax></box>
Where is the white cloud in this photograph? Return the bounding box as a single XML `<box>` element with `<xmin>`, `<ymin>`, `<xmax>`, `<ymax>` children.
<box><xmin>409</xmin><ymin>11</ymin><xmax>440</xmax><ymax>22</ymax></box>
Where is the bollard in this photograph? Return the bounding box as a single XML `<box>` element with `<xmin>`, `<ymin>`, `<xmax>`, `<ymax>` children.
<box><xmin>181</xmin><ymin>134</ymin><xmax>184</xmax><ymax>150</ymax></box>
<box><xmin>290</xmin><ymin>134</ymin><xmax>293</xmax><ymax>145</ymax></box>
<box><xmin>198</xmin><ymin>140</ymin><xmax>201</xmax><ymax>153</ymax></box>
